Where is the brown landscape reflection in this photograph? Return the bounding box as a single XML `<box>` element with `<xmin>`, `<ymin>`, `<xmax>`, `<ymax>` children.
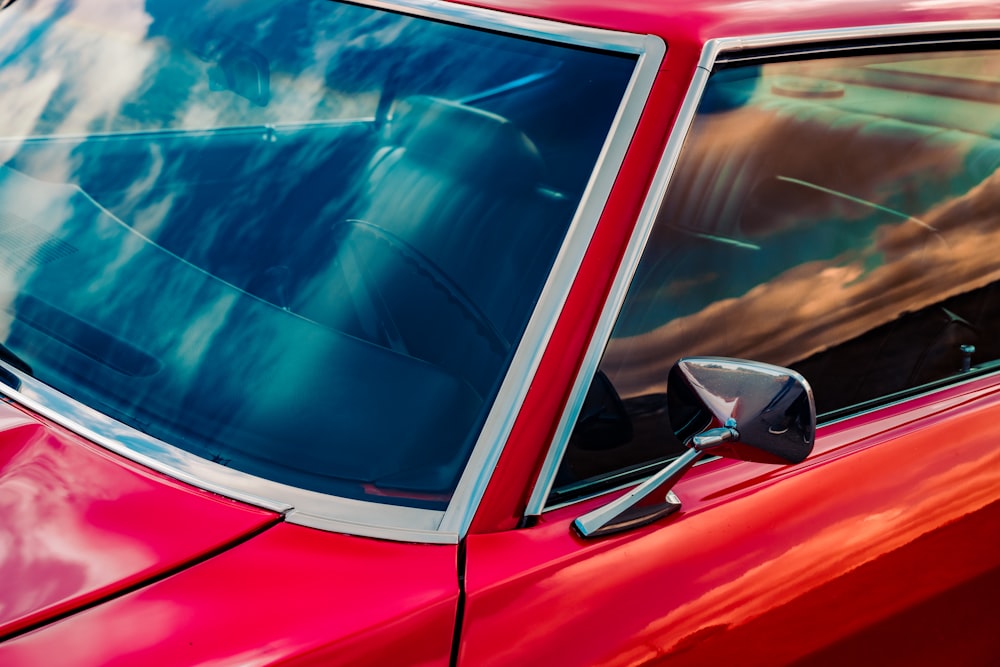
<box><xmin>601</xmin><ymin>52</ymin><xmax>1000</xmax><ymax>405</ymax></box>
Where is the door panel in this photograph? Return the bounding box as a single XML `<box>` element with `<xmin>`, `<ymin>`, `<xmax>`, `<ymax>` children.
<box><xmin>460</xmin><ymin>376</ymin><xmax>1000</xmax><ymax>665</ymax></box>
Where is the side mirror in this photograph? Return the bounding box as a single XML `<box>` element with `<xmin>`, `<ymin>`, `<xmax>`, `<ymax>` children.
<box><xmin>573</xmin><ymin>357</ymin><xmax>815</xmax><ymax>538</ymax></box>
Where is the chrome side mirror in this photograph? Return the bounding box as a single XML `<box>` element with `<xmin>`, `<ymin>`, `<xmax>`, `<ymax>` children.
<box><xmin>573</xmin><ymin>357</ymin><xmax>815</xmax><ymax>538</ymax></box>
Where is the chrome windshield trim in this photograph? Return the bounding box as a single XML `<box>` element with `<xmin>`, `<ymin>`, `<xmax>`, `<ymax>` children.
<box><xmin>0</xmin><ymin>0</ymin><xmax>660</xmax><ymax>544</ymax></box>
<box><xmin>287</xmin><ymin>510</ymin><xmax>457</xmax><ymax>545</ymax></box>
<box><xmin>0</xmin><ymin>363</ymin><xmax>455</xmax><ymax>543</ymax></box>
<box><xmin>525</xmin><ymin>19</ymin><xmax>1000</xmax><ymax>518</ymax></box>
<box><xmin>353</xmin><ymin>0</ymin><xmax>652</xmax><ymax>52</ymax></box>
<box><xmin>438</xmin><ymin>32</ymin><xmax>665</xmax><ymax>537</ymax></box>
<box><xmin>0</xmin><ymin>365</ymin><xmax>286</xmax><ymax>515</ymax></box>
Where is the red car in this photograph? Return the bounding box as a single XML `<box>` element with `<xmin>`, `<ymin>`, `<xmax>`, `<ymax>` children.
<box><xmin>1</xmin><ymin>0</ymin><xmax>998</xmax><ymax>664</ymax></box>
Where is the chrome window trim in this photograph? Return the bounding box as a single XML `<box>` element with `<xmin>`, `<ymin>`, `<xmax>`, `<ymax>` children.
<box><xmin>819</xmin><ymin>365</ymin><xmax>1000</xmax><ymax>428</ymax></box>
<box><xmin>522</xmin><ymin>62</ymin><xmax>712</xmax><ymax>518</ymax></box>
<box><xmin>0</xmin><ymin>0</ymin><xmax>662</xmax><ymax>545</ymax></box>
<box><xmin>357</xmin><ymin>0</ymin><xmax>653</xmax><ymax>52</ymax></box>
<box><xmin>702</xmin><ymin>20</ymin><xmax>1000</xmax><ymax>65</ymax></box>
<box><xmin>525</xmin><ymin>19</ymin><xmax>1000</xmax><ymax>518</ymax></box>
<box><xmin>438</xmin><ymin>32</ymin><xmax>665</xmax><ymax>537</ymax></box>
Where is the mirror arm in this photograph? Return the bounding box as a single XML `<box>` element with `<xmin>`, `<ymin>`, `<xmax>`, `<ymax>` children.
<box><xmin>691</xmin><ymin>419</ymin><xmax>739</xmax><ymax>451</ymax></box>
<box><xmin>573</xmin><ymin>448</ymin><xmax>703</xmax><ymax>538</ymax></box>
<box><xmin>571</xmin><ymin>356</ymin><xmax>815</xmax><ymax>540</ymax></box>
<box><xmin>573</xmin><ymin>421</ymin><xmax>739</xmax><ymax>539</ymax></box>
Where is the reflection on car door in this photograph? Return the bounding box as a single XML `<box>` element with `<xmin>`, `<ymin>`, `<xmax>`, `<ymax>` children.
<box><xmin>460</xmin><ymin>377</ymin><xmax>1000</xmax><ymax>665</ymax></box>
<box><xmin>460</xmin><ymin>38</ymin><xmax>1000</xmax><ymax>666</ymax></box>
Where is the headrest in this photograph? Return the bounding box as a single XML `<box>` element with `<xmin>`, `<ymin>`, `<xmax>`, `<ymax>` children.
<box><xmin>388</xmin><ymin>96</ymin><xmax>544</xmax><ymax>185</ymax></box>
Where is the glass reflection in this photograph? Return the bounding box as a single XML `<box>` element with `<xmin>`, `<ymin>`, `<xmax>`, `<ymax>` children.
<box><xmin>0</xmin><ymin>0</ymin><xmax>637</xmax><ymax>506</ymax></box>
<box><xmin>558</xmin><ymin>48</ymin><xmax>1000</xmax><ymax>493</ymax></box>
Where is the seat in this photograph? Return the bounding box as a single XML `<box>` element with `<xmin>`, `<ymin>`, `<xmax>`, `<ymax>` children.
<box><xmin>361</xmin><ymin>95</ymin><xmax>556</xmax><ymax>334</ymax></box>
<box><xmin>295</xmin><ymin>96</ymin><xmax>567</xmax><ymax>394</ymax></box>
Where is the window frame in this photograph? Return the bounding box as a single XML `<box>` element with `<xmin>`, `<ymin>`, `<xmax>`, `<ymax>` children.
<box><xmin>526</xmin><ymin>21</ymin><xmax>1000</xmax><ymax>517</ymax></box>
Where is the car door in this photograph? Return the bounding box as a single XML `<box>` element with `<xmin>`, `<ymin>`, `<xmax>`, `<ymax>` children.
<box><xmin>459</xmin><ymin>31</ymin><xmax>1000</xmax><ymax>666</ymax></box>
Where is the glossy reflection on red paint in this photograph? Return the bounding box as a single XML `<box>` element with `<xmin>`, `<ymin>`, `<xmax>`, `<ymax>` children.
<box><xmin>0</xmin><ymin>403</ymin><xmax>277</xmax><ymax>639</ymax></box>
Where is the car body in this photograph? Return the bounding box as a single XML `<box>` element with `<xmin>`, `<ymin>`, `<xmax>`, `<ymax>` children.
<box><xmin>0</xmin><ymin>0</ymin><xmax>999</xmax><ymax>664</ymax></box>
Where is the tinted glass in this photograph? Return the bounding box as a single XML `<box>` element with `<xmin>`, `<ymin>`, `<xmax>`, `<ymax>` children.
<box><xmin>0</xmin><ymin>0</ymin><xmax>636</xmax><ymax>508</ymax></box>
<box><xmin>554</xmin><ymin>47</ymin><xmax>1000</xmax><ymax>500</ymax></box>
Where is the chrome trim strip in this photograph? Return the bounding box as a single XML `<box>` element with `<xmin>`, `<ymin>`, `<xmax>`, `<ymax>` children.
<box><xmin>525</xmin><ymin>19</ymin><xmax>1000</xmax><ymax>517</ymax></box>
<box><xmin>820</xmin><ymin>365</ymin><xmax>1000</xmax><ymax>428</ymax></box>
<box><xmin>0</xmin><ymin>364</ymin><xmax>455</xmax><ymax>543</ymax></box>
<box><xmin>438</xmin><ymin>33</ymin><xmax>666</xmax><ymax>537</ymax></box>
<box><xmin>523</xmin><ymin>60</ymin><xmax>711</xmax><ymax>518</ymax></box>
<box><xmin>288</xmin><ymin>511</ymin><xmax>458</xmax><ymax>545</ymax></box>
<box><xmin>0</xmin><ymin>366</ymin><xmax>288</xmax><ymax>514</ymax></box>
<box><xmin>0</xmin><ymin>0</ymin><xmax>661</xmax><ymax>544</ymax></box>
<box><xmin>350</xmin><ymin>0</ymin><xmax>652</xmax><ymax>52</ymax></box>
<box><xmin>703</xmin><ymin>20</ymin><xmax>1000</xmax><ymax>65</ymax></box>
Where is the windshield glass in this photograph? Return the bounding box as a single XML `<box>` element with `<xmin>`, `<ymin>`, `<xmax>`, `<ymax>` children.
<box><xmin>0</xmin><ymin>0</ymin><xmax>636</xmax><ymax>508</ymax></box>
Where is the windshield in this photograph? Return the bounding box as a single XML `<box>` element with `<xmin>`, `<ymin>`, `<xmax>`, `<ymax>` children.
<box><xmin>0</xmin><ymin>0</ymin><xmax>636</xmax><ymax>508</ymax></box>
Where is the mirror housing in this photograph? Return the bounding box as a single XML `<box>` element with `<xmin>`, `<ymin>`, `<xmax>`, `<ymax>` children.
<box><xmin>668</xmin><ymin>357</ymin><xmax>815</xmax><ymax>464</ymax></box>
<box><xmin>573</xmin><ymin>357</ymin><xmax>816</xmax><ymax>538</ymax></box>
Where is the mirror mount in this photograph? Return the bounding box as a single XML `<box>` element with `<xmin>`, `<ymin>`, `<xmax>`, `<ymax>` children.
<box><xmin>573</xmin><ymin>358</ymin><xmax>814</xmax><ymax>539</ymax></box>
<box><xmin>691</xmin><ymin>418</ymin><xmax>739</xmax><ymax>450</ymax></box>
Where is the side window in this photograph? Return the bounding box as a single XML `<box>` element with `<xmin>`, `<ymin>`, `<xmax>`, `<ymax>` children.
<box><xmin>551</xmin><ymin>45</ymin><xmax>1000</xmax><ymax>503</ymax></box>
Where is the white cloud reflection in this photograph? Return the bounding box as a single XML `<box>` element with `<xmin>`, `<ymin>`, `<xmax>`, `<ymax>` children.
<box><xmin>0</xmin><ymin>0</ymin><xmax>630</xmax><ymax>501</ymax></box>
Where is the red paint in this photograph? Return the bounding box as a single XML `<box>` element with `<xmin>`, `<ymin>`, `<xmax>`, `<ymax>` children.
<box><xmin>467</xmin><ymin>0</ymin><xmax>999</xmax><ymax>535</ymax></box>
<box><xmin>469</xmin><ymin>54</ymin><xmax>701</xmax><ymax>534</ymax></box>
<box><xmin>0</xmin><ymin>523</ymin><xmax>459</xmax><ymax>667</ymax></box>
<box><xmin>460</xmin><ymin>378</ymin><xmax>1000</xmax><ymax>665</ymax></box>
<box><xmin>0</xmin><ymin>402</ymin><xmax>279</xmax><ymax>640</ymax></box>
<box><xmin>1</xmin><ymin>1</ymin><xmax>999</xmax><ymax>664</ymax></box>
<box><xmin>455</xmin><ymin>0</ymin><xmax>995</xmax><ymax>48</ymax></box>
